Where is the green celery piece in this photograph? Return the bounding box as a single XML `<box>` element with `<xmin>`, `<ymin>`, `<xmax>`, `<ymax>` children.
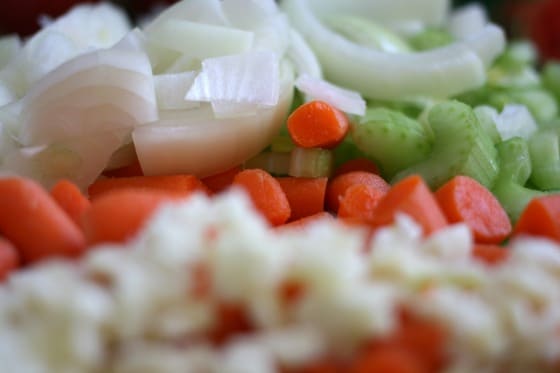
<box><xmin>407</xmin><ymin>27</ymin><xmax>454</xmax><ymax>51</ymax></box>
<box><xmin>351</xmin><ymin>107</ymin><xmax>432</xmax><ymax>179</ymax></box>
<box><xmin>528</xmin><ymin>127</ymin><xmax>560</xmax><ymax>190</ymax></box>
<box><xmin>392</xmin><ymin>100</ymin><xmax>499</xmax><ymax>189</ymax></box>
<box><xmin>332</xmin><ymin>136</ymin><xmax>369</xmax><ymax>170</ymax></box>
<box><xmin>489</xmin><ymin>88</ymin><xmax>558</xmax><ymax>124</ymax></box>
<box><xmin>542</xmin><ymin>61</ymin><xmax>560</xmax><ymax>103</ymax></box>
<box><xmin>289</xmin><ymin>147</ymin><xmax>333</xmax><ymax>178</ymax></box>
<box><xmin>493</xmin><ymin>40</ymin><xmax>537</xmax><ymax>73</ymax></box>
<box><xmin>244</xmin><ymin>151</ymin><xmax>291</xmax><ymax>176</ymax></box>
<box><xmin>492</xmin><ymin>137</ymin><xmax>546</xmax><ymax>223</ymax></box>
<box><xmin>473</xmin><ymin>105</ymin><xmax>502</xmax><ymax>144</ymax></box>
<box><xmin>324</xmin><ymin>14</ymin><xmax>411</xmax><ymax>53</ymax></box>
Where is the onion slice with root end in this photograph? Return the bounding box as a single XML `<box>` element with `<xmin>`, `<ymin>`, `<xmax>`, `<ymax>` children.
<box><xmin>282</xmin><ymin>0</ymin><xmax>506</xmax><ymax>100</ymax></box>
<box><xmin>295</xmin><ymin>74</ymin><xmax>365</xmax><ymax>116</ymax></box>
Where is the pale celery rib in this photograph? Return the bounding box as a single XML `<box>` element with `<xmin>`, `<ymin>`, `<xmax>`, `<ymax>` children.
<box><xmin>528</xmin><ymin>128</ymin><xmax>560</xmax><ymax>190</ymax></box>
<box><xmin>351</xmin><ymin>107</ymin><xmax>432</xmax><ymax>179</ymax></box>
<box><xmin>492</xmin><ymin>137</ymin><xmax>546</xmax><ymax>223</ymax></box>
<box><xmin>392</xmin><ymin>100</ymin><xmax>499</xmax><ymax>189</ymax></box>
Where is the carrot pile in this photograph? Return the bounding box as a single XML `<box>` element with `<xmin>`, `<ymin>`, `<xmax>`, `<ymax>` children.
<box><xmin>1</xmin><ymin>100</ymin><xmax>559</xmax><ymax>372</ymax></box>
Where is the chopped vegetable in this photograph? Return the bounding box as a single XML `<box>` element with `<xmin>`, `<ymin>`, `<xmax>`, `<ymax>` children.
<box><xmin>50</xmin><ymin>179</ymin><xmax>91</xmax><ymax>227</ymax></box>
<box><xmin>287</xmin><ymin>100</ymin><xmax>350</xmax><ymax>149</ymax></box>
<box><xmin>435</xmin><ymin>175</ymin><xmax>511</xmax><ymax>244</ymax></box>
<box><xmin>326</xmin><ymin>171</ymin><xmax>390</xmax><ymax>213</ymax></box>
<box><xmin>0</xmin><ymin>177</ymin><xmax>85</xmax><ymax>263</ymax></box>
<box><xmin>232</xmin><ymin>168</ymin><xmax>291</xmax><ymax>226</ymax></box>
<box><xmin>0</xmin><ymin>237</ymin><xmax>19</xmax><ymax>282</ymax></box>
<box><xmin>276</xmin><ymin>177</ymin><xmax>327</xmax><ymax>221</ymax></box>
<box><xmin>513</xmin><ymin>194</ymin><xmax>560</xmax><ymax>243</ymax></box>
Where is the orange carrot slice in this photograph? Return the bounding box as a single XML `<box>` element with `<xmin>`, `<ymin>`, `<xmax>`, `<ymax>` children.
<box><xmin>0</xmin><ymin>238</ymin><xmax>19</xmax><ymax>281</ymax></box>
<box><xmin>202</xmin><ymin>166</ymin><xmax>242</xmax><ymax>194</ymax></box>
<box><xmin>0</xmin><ymin>177</ymin><xmax>86</xmax><ymax>263</ymax></box>
<box><xmin>472</xmin><ymin>244</ymin><xmax>509</xmax><ymax>266</ymax></box>
<box><xmin>50</xmin><ymin>179</ymin><xmax>91</xmax><ymax>227</ymax></box>
<box><xmin>338</xmin><ymin>183</ymin><xmax>387</xmax><ymax>224</ymax></box>
<box><xmin>326</xmin><ymin>171</ymin><xmax>390</xmax><ymax>213</ymax></box>
<box><xmin>88</xmin><ymin>174</ymin><xmax>209</xmax><ymax>199</ymax></box>
<box><xmin>276</xmin><ymin>177</ymin><xmax>327</xmax><ymax>221</ymax></box>
<box><xmin>287</xmin><ymin>100</ymin><xmax>350</xmax><ymax>149</ymax></box>
<box><xmin>513</xmin><ymin>194</ymin><xmax>560</xmax><ymax>242</ymax></box>
<box><xmin>81</xmin><ymin>189</ymin><xmax>177</xmax><ymax>246</ymax></box>
<box><xmin>371</xmin><ymin>174</ymin><xmax>448</xmax><ymax>236</ymax></box>
<box><xmin>333</xmin><ymin>157</ymin><xmax>380</xmax><ymax>177</ymax></box>
<box><xmin>435</xmin><ymin>175</ymin><xmax>511</xmax><ymax>244</ymax></box>
<box><xmin>232</xmin><ymin>169</ymin><xmax>291</xmax><ymax>226</ymax></box>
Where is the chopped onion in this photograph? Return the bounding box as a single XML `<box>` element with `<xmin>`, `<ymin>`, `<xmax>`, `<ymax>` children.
<box><xmin>185</xmin><ymin>51</ymin><xmax>279</xmax><ymax>108</ymax></box>
<box><xmin>295</xmin><ymin>74</ymin><xmax>365</xmax><ymax>116</ymax></box>
<box><xmin>133</xmin><ymin>62</ymin><xmax>294</xmax><ymax>177</ymax></box>
<box><xmin>0</xmin><ymin>35</ymin><xmax>21</xmax><ymax>70</ymax></box>
<box><xmin>286</xmin><ymin>29</ymin><xmax>322</xmax><ymax>78</ymax></box>
<box><xmin>221</xmin><ymin>0</ymin><xmax>279</xmax><ymax>29</ymax></box>
<box><xmin>155</xmin><ymin>71</ymin><xmax>199</xmax><ymax>110</ymax></box>
<box><xmin>447</xmin><ymin>3</ymin><xmax>488</xmax><ymax>40</ymax></box>
<box><xmin>144</xmin><ymin>0</ymin><xmax>227</xmax><ymax>34</ymax></box>
<box><xmin>147</xmin><ymin>20</ymin><xmax>254</xmax><ymax>58</ymax></box>
<box><xmin>19</xmin><ymin>47</ymin><xmax>157</xmax><ymax>146</ymax></box>
<box><xmin>495</xmin><ymin>104</ymin><xmax>538</xmax><ymax>141</ymax></box>
<box><xmin>282</xmin><ymin>0</ymin><xmax>505</xmax><ymax>100</ymax></box>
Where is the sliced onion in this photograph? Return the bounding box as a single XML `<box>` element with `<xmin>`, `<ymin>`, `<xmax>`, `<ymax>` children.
<box><xmin>282</xmin><ymin>0</ymin><xmax>505</xmax><ymax>100</ymax></box>
<box><xmin>0</xmin><ymin>82</ymin><xmax>15</xmax><ymax>108</ymax></box>
<box><xmin>461</xmin><ymin>24</ymin><xmax>506</xmax><ymax>68</ymax></box>
<box><xmin>221</xmin><ymin>0</ymin><xmax>279</xmax><ymax>29</ymax></box>
<box><xmin>185</xmin><ymin>51</ymin><xmax>279</xmax><ymax>108</ymax></box>
<box><xmin>19</xmin><ymin>47</ymin><xmax>157</xmax><ymax>146</ymax></box>
<box><xmin>495</xmin><ymin>104</ymin><xmax>538</xmax><ymax>141</ymax></box>
<box><xmin>144</xmin><ymin>0</ymin><xmax>227</xmax><ymax>34</ymax></box>
<box><xmin>154</xmin><ymin>71</ymin><xmax>199</xmax><ymax>110</ymax></box>
<box><xmin>295</xmin><ymin>74</ymin><xmax>365</xmax><ymax>116</ymax></box>
<box><xmin>148</xmin><ymin>20</ymin><xmax>254</xmax><ymax>59</ymax></box>
<box><xmin>133</xmin><ymin>63</ymin><xmax>294</xmax><ymax>177</ymax></box>
<box><xmin>447</xmin><ymin>3</ymin><xmax>488</xmax><ymax>40</ymax></box>
<box><xmin>0</xmin><ymin>35</ymin><xmax>21</xmax><ymax>70</ymax></box>
<box><xmin>286</xmin><ymin>29</ymin><xmax>322</xmax><ymax>78</ymax></box>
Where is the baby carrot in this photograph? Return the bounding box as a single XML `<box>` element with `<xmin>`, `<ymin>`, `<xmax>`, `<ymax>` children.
<box><xmin>88</xmin><ymin>174</ymin><xmax>210</xmax><ymax>199</ymax></box>
<box><xmin>333</xmin><ymin>157</ymin><xmax>380</xmax><ymax>177</ymax></box>
<box><xmin>337</xmin><ymin>183</ymin><xmax>387</xmax><ymax>224</ymax></box>
<box><xmin>287</xmin><ymin>100</ymin><xmax>350</xmax><ymax>149</ymax></box>
<box><xmin>0</xmin><ymin>238</ymin><xmax>19</xmax><ymax>282</ymax></box>
<box><xmin>513</xmin><ymin>194</ymin><xmax>560</xmax><ymax>242</ymax></box>
<box><xmin>278</xmin><ymin>211</ymin><xmax>334</xmax><ymax>231</ymax></box>
<box><xmin>435</xmin><ymin>175</ymin><xmax>511</xmax><ymax>244</ymax></box>
<box><xmin>202</xmin><ymin>165</ymin><xmax>242</xmax><ymax>194</ymax></box>
<box><xmin>81</xmin><ymin>189</ymin><xmax>177</xmax><ymax>245</ymax></box>
<box><xmin>276</xmin><ymin>177</ymin><xmax>327</xmax><ymax>221</ymax></box>
<box><xmin>351</xmin><ymin>345</ymin><xmax>425</xmax><ymax>373</ymax></box>
<box><xmin>472</xmin><ymin>244</ymin><xmax>509</xmax><ymax>266</ymax></box>
<box><xmin>0</xmin><ymin>177</ymin><xmax>86</xmax><ymax>263</ymax></box>
<box><xmin>326</xmin><ymin>171</ymin><xmax>390</xmax><ymax>213</ymax></box>
<box><xmin>50</xmin><ymin>179</ymin><xmax>91</xmax><ymax>227</ymax></box>
<box><xmin>371</xmin><ymin>174</ymin><xmax>448</xmax><ymax>236</ymax></box>
<box><xmin>232</xmin><ymin>169</ymin><xmax>291</xmax><ymax>226</ymax></box>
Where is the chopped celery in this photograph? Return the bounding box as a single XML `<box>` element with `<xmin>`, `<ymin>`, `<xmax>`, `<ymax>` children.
<box><xmin>473</xmin><ymin>105</ymin><xmax>501</xmax><ymax>144</ymax></box>
<box><xmin>542</xmin><ymin>61</ymin><xmax>560</xmax><ymax>103</ymax></box>
<box><xmin>489</xmin><ymin>89</ymin><xmax>558</xmax><ymax>124</ymax></box>
<box><xmin>332</xmin><ymin>136</ymin><xmax>368</xmax><ymax>169</ymax></box>
<box><xmin>493</xmin><ymin>40</ymin><xmax>537</xmax><ymax>73</ymax></box>
<box><xmin>492</xmin><ymin>137</ymin><xmax>546</xmax><ymax>223</ymax></box>
<box><xmin>528</xmin><ymin>127</ymin><xmax>560</xmax><ymax>190</ymax></box>
<box><xmin>324</xmin><ymin>15</ymin><xmax>411</xmax><ymax>53</ymax></box>
<box><xmin>270</xmin><ymin>135</ymin><xmax>295</xmax><ymax>153</ymax></box>
<box><xmin>351</xmin><ymin>107</ymin><xmax>432</xmax><ymax>179</ymax></box>
<box><xmin>244</xmin><ymin>151</ymin><xmax>291</xmax><ymax>176</ymax></box>
<box><xmin>289</xmin><ymin>147</ymin><xmax>333</xmax><ymax>178</ymax></box>
<box><xmin>407</xmin><ymin>28</ymin><xmax>454</xmax><ymax>51</ymax></box>
<box><xmin>392</xmin><ymin>100</ymin><xmax>499</xmax><ymax>189</ymax></box>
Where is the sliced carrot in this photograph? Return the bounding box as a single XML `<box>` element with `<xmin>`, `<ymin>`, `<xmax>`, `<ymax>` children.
<box><xmin>287</xmin><ymin>100</ymin><xmax>350</xmax><ymax>149</ymax></box>
<box><xmin>208</xmin><ymin>302</ymin><xmax>253</xmax><ymax>345</ymax></box>
<box><xmin>276</xmin><ymin>177</ymin><xmax>327</xmax><ymax>221</ymax></box>
<box><xmin>232</xmin><ymin>169</ymin><xmax>291</xmax><ymax>226</ymax></box>
<box><xmin>333</xmin><ymin>157</ymin><xmax>380</xmax><ymax>177</ymax></box>
<box><xmin>435</xmin><ymin>175</ymin><xmax>511</xmax><ymax>244</ymax></box>
<box><xmin>0</xmin><ymin>177</ymin><xmax>86</xmax><ymax>264</ymax></box>
<box><xmin>338</xmin><ymin>183</ymin><xmax>388</xmax><ymax>224</ymax></box>
<box><xmin>88</xmin><ymin>174</ymin><xmax>210</xmax><ymax>200</ymax></box>
<box><xmin>513</xmin><ymin>194</ymin><xmax>560</xmax><ymax>242</ymax></box>
<box><xmin>326</xmin><ymin>171</ymin><xmax>390</xmax><ymax>213</ymax></box>
<box><xmin>81</xmin><ymin>189</ymin><xmax>177</xmax><ymax>246</ymax></box>
<box><xmin>472</xmin><ymin>244</ymin><xmax>510</xmax><ymax>266</ymax></box>
<box><xmin>102</xmin><ymin>158</ymin><xmax>144</xmax><ymax>178</ymax></box>
<box><xmin>202</xmin><ymin>166</ymin><xmax>242</xmax><ymax>194</ymax></box>
<box><xmin>0</xmin><ymin>238</ymin><xmax>19</xmax><ymax>281</ymax></box>
<box><xmin>278</xmin><ymin>211</ymin><xmax>334</xmax><ymax>231</ymax></box>
<box><xmin>371</xmin><ymin>174</ymin><xmax>448</xmax><ymax>236</ymax></box>
<box><xmin>50</xmin><ymin>179</ymin><xmax>91</xmax><ymax>227</ymax></box>
<box><xmin>351</xmin><ymin>345</ymin><xmax>426</xmax><ymax>373</ymax></box>
<box><xmin>293</xmin><ymin>359</ymin><xmax>341</xmax><ymax>373</ymax></box>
